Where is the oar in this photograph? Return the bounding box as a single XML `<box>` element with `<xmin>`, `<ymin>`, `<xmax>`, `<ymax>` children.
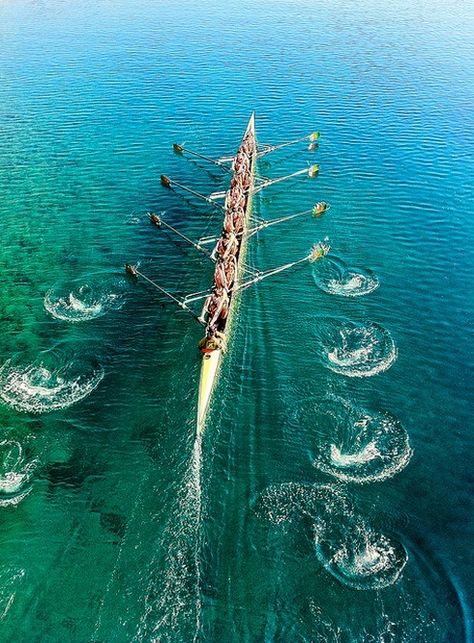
<box><xmin>173</xmin><ymin>144</ymin><xmax>232</xmax><ymax>172</ymax></box>
<box><xmin>160</xmin><ymin>175</ymin><xmax>224</xmax><ymax>209</ymax></box>
<box><xmin>253</xmin><ymin>165</ymin><xmax>319</xmax><ymax>194</ymax></box>
<box><xmin>257</xmin><ymin>132</ymin><xmax>320</xmax><ymax>157</ymax></box>
<box><xmin>247</xmin><ymin>202</ymin><xmax>330</xmax><ymax>237</ymax></box>
<box><xmin>235</xmin><ymin>241</ymin><xmax>330</xmax><ymax>291</ymax></box>
<box><xmin>148</xmin><ymin>212</ymin><xmax>212</xmax><ymax>258</ymax></box>
<box><xmin>125</xmin><ymin>264</ymin><xmax>205</xmax><ymax>325</ymax></box>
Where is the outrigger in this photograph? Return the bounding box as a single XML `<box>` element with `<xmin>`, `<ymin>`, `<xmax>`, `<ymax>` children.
<box><xmin>127</xmin><ymin>113</ymin><xmax>330</xmax><ymax>434</ymax></box>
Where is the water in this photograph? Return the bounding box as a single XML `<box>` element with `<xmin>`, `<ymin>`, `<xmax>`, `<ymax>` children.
<box><xmin>0</xmin><ymin>0</ymin><xmax>473</xmax><ymax>640</ymax></box>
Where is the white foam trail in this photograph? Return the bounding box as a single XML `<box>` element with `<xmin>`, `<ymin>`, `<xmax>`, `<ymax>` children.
<box><xmin>0</xmin><ymin>355</ymin><xmax>104</xmax><ymax>414</ymax></box>
<box><xmin>0</xmin><ymin>440</ymin><xmax>37</xmax><ymax>506</ymax></box>
<box><xmin>137</xmin><ymin>434</ymin><xmax>204</xmax><ymax>642</ymax></box>
<box><xmin>298</xmin><ymin>398</ymin><xmax>412</xmax><ymax>484</ymax></box>
<box><xmin>319</xmin><ymin>321</ymin><xmax>397</xmax><ymax>377</ymax></box>
<box><xmin>329</xmin><ymin>441</ymin><xmax>381</xmax><ymax>467</ymax></box>
<box><xmin>315</xmin><ymin>524</ymin><xmax>407</xmax><ymax>590</ymax></box>
<box><xmin>0</xmin><ymin>569</ymin><xmax>25</xmax><ymax>621</ymax></box>
<box><xmin>313</xmin><ymin>258</ymin><xmax>379</xmax><ymax>297</ymax></box>
<box><xmin>44</xmin><ymin>278</ymin><xmax>126</xmax><ymax>322</ymax></box>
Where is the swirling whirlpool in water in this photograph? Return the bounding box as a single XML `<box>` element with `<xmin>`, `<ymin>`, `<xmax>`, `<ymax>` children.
<box><xmin>0</xmin><ymin>350</ymin><xmax>104</xmax><ymax>414</ymax></box>
<box><xmin>44</xmin><ymin>276</ymin><xmax>126</xmax><ymax>322</ymax></box>
<box><xmin>314</xmin><ymin>520</ymin><xmax>408</xmax><ymax>590</ymax></box>
<box><xmin>0</xmin><ymin>440</ymin><xmax>37</xmax><ymax>507</ymax></box>
<box><xmin>257</xmin><ymin>483</ymin><xmax>407</xmax><ymax>590</ymax></box>
<box><xmin>315</xmin><ymin>319</ymin><xmax>397</xmax><ymax>377</ymax></box>
<box><xmin>293</xmin><ymin>397</ymin><xmax>412</xmax><ymax>483</ymax></box>
<box><xmin>313</xmin><ymin>256</ymin><xmax>379</xmax><ymax>297</ymax></box>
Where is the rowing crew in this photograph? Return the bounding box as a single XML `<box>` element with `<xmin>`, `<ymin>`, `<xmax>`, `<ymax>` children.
<box><xmin>199</xmin><ymin>132</ymin><xmax>255</xmax><ymax>352</ymax></box>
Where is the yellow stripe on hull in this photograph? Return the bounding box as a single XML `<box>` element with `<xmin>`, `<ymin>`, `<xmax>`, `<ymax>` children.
<box><xmin>196</xmin><ymin>112</ymin><xmax>256</xmax><ymax>434</ymax></box>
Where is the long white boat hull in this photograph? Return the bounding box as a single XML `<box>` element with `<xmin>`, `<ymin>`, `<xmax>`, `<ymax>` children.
<box><xmin>196</xmin><ymin>112</ymin><xmax>256</xmax><ymax>434</ymax></box>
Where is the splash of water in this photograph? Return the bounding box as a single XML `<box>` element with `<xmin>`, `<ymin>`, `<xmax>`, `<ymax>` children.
<box><xmin>256</xmin><ymin>482</ymin><xmax>349</xmax><ymax>528</ymax></box>
<box><xmin>257</xmin><ymin>482</ymin><xmax>406</xmax><ymax>589</ymax></box>
<box><xmin>0</xmin><ymin>440</ymin><xmax>37</xmax><ymax>506</ymax></box>
<box><xmin>313</xmin><ymin>257</ymin><xmax>379</xmax><ymax>297</ymax></box>
<box><xmin>44</xmin><ymin>276</ymin><xmax>126</xmax><ymax>322</ymax></box>
<box><xmin>329</xmin><ymin>441</ymin><xmax>381</xmax><ymax>467</ymax></box>
<box><xmin>316</xmin><ymin>319</ymin><xmax>397</xmax><ymax>377</ymax></box>
<box><xmin>0</xmin><ymin>351</ymin><xmax>104</xmax><ymax>413</ymax></box>
<box><xmin>315</xmin><ymin>521</ymin><xmax>407</xmax><ymax>590</ymax></box>
<box><xmin>293</xmin><ymin>397</ymin><xmax>412</xmax><ymax>483</ymax></box>
<box><xmin>136</xmin><ymin>434</ymin><xmax>203</xmax><ymax>642</ymax></box>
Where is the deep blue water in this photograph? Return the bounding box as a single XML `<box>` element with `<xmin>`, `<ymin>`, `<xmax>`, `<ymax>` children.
<box><xmin>0</xmin><ymin>0</ymin><xmax>473</xmax><ymax>640</ymax></box>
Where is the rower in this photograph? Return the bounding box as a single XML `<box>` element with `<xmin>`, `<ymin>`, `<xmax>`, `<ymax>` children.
<box><xmin>217</xmin><ymin>232</ymin><xmax>239</xmax><ymax>260</ymax></box>
<box><xmin>198</xmin><ymin>327</ymin><xmax>226</xmax><ymax>354</ymax></box>
<box><xmin>206</xmin><ymin>288</ymin><xmax>229</xmax><ymax>328</ymax></box>
<box><xmin>223</xmin><ymin>210</ymin><xmax>235</xmax><ymax>234</ymax></box>
<box><xmin>224</xmin><ymin>254</ymin><xmax>237</xmax><ymax>287</ymax></box>
<box><xmin>214</xmin><ymin>260</ymin><xmax>228</xmax><ymax>290</ymax></box>
<box><xmin>241</xmin><ymin>173</ymin><xmax>251</xmax><ymax>191</ymax></box>
<box><xmin>232</xmin><ymin>207</ymin><xmax>245</xmax><ymax>232</ymax></box>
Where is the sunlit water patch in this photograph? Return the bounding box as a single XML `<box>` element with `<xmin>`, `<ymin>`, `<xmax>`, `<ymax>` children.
<box><xmin>256</xmin><ymin>482</ymin><xmax>350</xmax><ymax>528</ymax></box>
<box><xmin>0</xmin><ymin>439</ymin><xmax>37</xmax><ymax>506</ymax></box>
<box><xmin>293</xmin><ymin>397</ymin><xmax>412</xmax><ymax>483</ymax></box>
<box><xmin>315</xmin><ymin>319</ymin><xmax>397</xmax><ymax>377</ymax></box>
<box><xmin>0</xmin><ymin>350</ymin><xmax>104</xmax><ymax>414</ymax></box>
<box><xmin>313</xmin><ymin>256</ymin><xmax>379</xmax><ymax>297</ymax></box>
<box><xmin>44</xmin><ymin>276</ymin><xmax>126</xmax><ymax>322</ymax></box>
<box><xmin>314</xmin><ymin>520</ymin><xmax>408</xmax><ymax>590</ymax></box>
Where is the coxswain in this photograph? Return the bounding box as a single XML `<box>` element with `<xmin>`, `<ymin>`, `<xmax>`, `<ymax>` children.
<box><xmin>198</xmin><ymin>326</ymin><xmax>226</xmax><ymax>353</ymax></box>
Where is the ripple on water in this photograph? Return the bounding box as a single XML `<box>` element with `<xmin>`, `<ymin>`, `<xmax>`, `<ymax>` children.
<box><xmin>293</xmin><ymin>397</ymin><xmax>412</xmax><ymax>483</ymax></box>
<box><xmin>313</xmin><ymin>256</ymin><xmax>379</xmax><ymax>297</ymax></box>
<box><xmin>257</xmin><ymin>482</ymin><xmax>407</xmax><ymax>590</ymax></box>
<box><xmin>0</xmin><ymin>349</ymin><xmax>104</xmax><ymax>414</ymax></box>
<box><xmin>44</xmin><ymin>275</ymin><xmax>126</xmax><ymax>322</ymax></box>
<box><xmin>314</xmin><ymin>520</ymin><xmax>408</xmax><ymax>590</ymax></box>
<box><xmin>0</xmin><ymin>439</ymin><xmax>37</xmax><ymax>507</ymax></box>
<box><xmin>315</xmin><ymin>319</ymin><xmax>397</xmax><ymax>377</ymax></box>
<box><xmin>0</xmin><ymin>568</ymin><xmax>25</xmax><ymax>621</ymax></box>
<box><xmin>256</xmin><ymin>482</ymin><xmax>349</xmax><ymax>527</ymax></box>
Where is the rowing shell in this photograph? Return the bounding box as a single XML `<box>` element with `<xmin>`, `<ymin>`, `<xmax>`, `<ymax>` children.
<box><xmin>197</xmin><ymin>112</ymin><xmax>256</xmax><ymax>433</ymax></box>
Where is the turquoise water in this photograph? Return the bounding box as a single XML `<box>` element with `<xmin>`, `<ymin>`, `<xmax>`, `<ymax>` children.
<box><xmin>0</xmin><ymin>0</ymin><xmax>473</xmax><ymax>640</ymax></box>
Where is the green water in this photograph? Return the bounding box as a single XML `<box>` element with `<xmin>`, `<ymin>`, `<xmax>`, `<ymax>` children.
<box><xmin>0</xmin><ymin>0</ymin><xmax>473</xmax><ymax>640</ymax></box>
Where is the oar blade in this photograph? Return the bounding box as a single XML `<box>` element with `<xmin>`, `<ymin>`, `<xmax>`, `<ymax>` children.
<box><xmin>308</xmin><ymin>241</ymin><xmax>330</xmax><ymax>262</ymax></box>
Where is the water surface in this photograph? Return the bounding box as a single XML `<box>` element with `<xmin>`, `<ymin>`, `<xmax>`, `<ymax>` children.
<box><xmin>0</xmin><ymin>0</ymin><xmax>473</xmax><ymax>640</ymax></box>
